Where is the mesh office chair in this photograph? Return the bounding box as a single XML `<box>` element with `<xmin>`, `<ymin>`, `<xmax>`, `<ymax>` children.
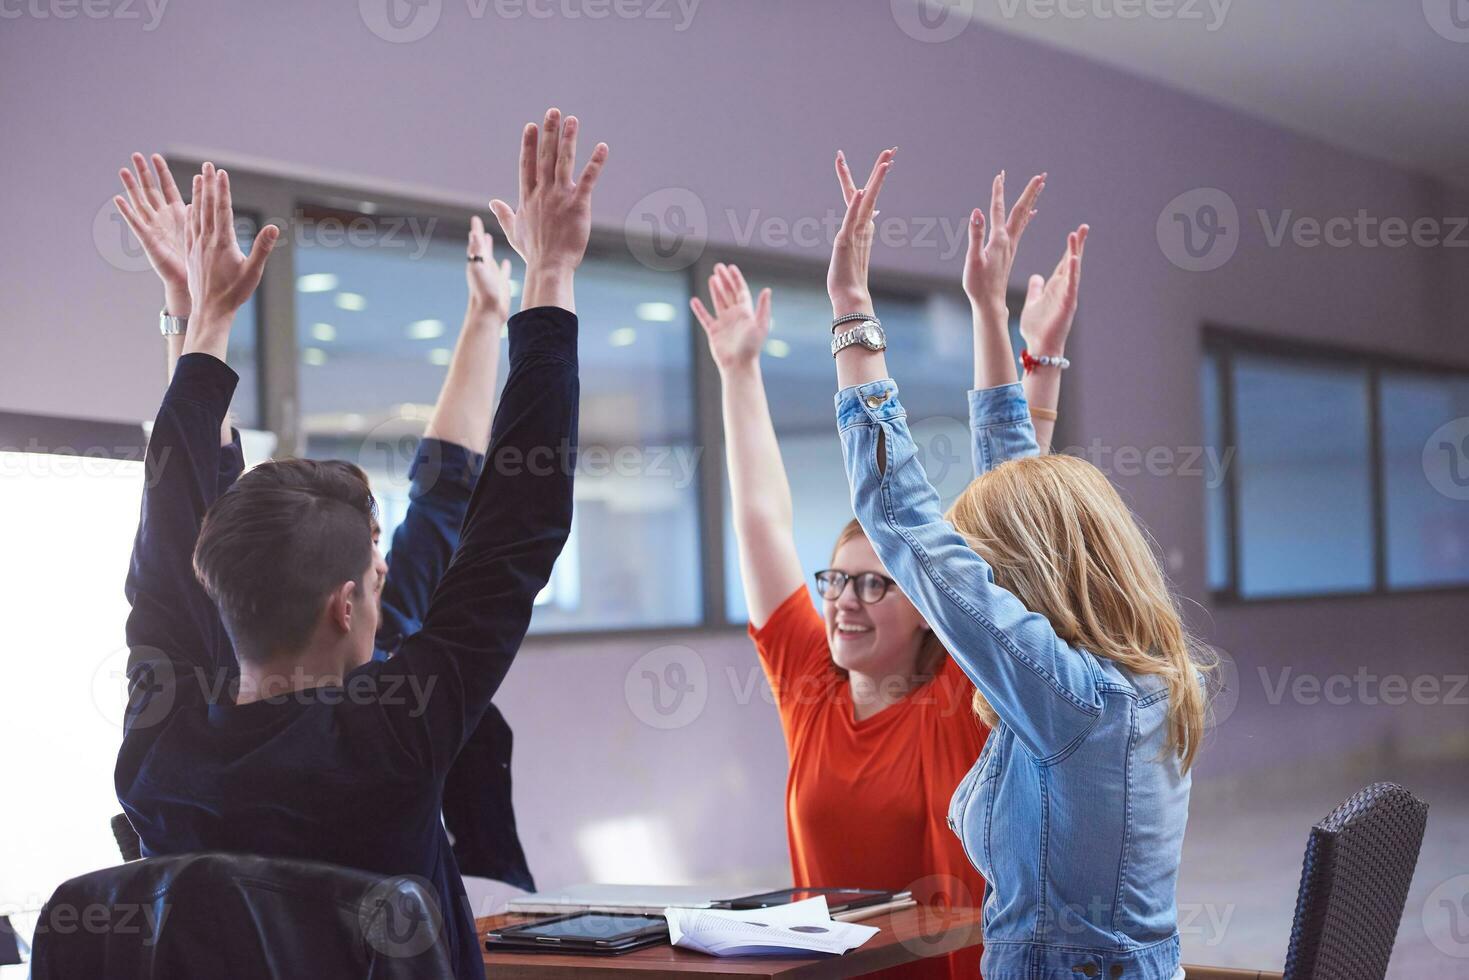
<box><xmin>30</xmin><ymin>851</ymin><xmax>456</xmax><ymax>980</ymax></box>
<box><xmin>1281</xmin><ymin>781</ymin><xmax>1429</xmax><ymax>980</ymax></box>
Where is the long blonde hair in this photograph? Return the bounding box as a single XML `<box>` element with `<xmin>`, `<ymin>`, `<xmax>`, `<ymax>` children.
<box><xmin>945</xmin><ymin>454</ymin><xmax>1211</xmax><ymax>772</ymax></box>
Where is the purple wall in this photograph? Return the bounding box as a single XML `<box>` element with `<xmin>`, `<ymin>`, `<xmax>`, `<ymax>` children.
<box><xmin>3</xmin><ymin>0</ymin><xmax>1466</xmax><ymax>970</ymax></box>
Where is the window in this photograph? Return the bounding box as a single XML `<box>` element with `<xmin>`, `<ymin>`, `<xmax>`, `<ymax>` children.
<box><xmin>293</xmin><ymin>211</ymin><xmax>702</xmax><ymax>632</ymax></box>
<box><xmin>718</xmin><ymin>271</ymin><xmax>1021</xmax><ymax>623</ymax></box>
<box><xmin>1202</xmin><ymin>331</ymin><xmax>1469</xmax><ymax>599</ymax></box>
<box><xmin>228</xmin><ymin>213</ymin><xmax>264</xmax><ymax>430</ymax></box>
<box><xmin>1379</xmin><ymin>372</ymin><xmax>1469</xmax><ymax>588</ymax></box>
<box><xmin>0</xmin><ymin>448</ymin><xmax>149</xmax><ymax>924</ymax></box>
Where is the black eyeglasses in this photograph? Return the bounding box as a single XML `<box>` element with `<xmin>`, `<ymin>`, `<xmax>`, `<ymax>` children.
<box><xmin>814</xmin><ymin>569</ymin><xmax>897</xmax><ymax>604</ymax></box>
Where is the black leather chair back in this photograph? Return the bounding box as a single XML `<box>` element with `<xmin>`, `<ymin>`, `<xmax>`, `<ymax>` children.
<box><xmin>30</xmin><ymin>852</ymin><xmax>455</xmax><ymax>980</ymax></box>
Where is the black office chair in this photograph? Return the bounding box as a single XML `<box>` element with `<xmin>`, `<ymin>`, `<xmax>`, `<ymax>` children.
<box><xmin>1282</xmin><ymin>781</ymin><xmax>1429</xmax><ymax>980</ymax></box>
<box><xmin>111</xmin><ymin>813</ymin><xmax>142</xmax><ymax>862</ymax></box>
<box><xmin>29</xmin><ymin>851</ymin><xmax>455</xmax><ymax>980</ymax></box>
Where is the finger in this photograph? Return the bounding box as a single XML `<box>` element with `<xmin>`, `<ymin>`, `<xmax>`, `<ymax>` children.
<box><xmin>152</xmin><ymin>154</ymin><xmax>183</xmax><ymax>205</ymax></box>
<box><xmin>574</xmin><ymin>142</ymin><xmax>609</xmax><ymax>201</ymax></box>
<box><xmin>469</xmin><ymin>214</ymin><xmax>486</xmax><ymax>256</ymax></box>
<box><xmin>727</xmin><ymin>263</ymin><xmax>750</xmax><ymax>300</ymax></box>
<box><xmin>754</xmin><ymin>287</ymin><xmax>772</xmax><ymax>329</ymax></box>
<box><xmin>500</xmin><ymin>258</ymin><xmax>512</xmax><ymax>284</ymax></box>
<box><xmin>131</xmin><ymin>152</ymin><xmax>165</xmax><ymax>212</ymax></box>
<box><xmin>967</xmin><ymin>207</ymin><xmax>985</xmax><ymax>251</ymax></box>
<box><xmin>855</xmin><ymin>148</ymin><xmax>895</xmax><ymax>226</ymax></box>
<box><xmin>113</xmin><ymin>195</ymin><xmax>144</xmax><ymax>240</ymax></box>
<box><xmin>200</xmin><ymin>163</ymin><xmax>216</xmax><ymax>240</ymax></box>
<box><xmin>488</xmin><ymin>199</ymin><xmax>516</xmax><ymax>242</ymax></box>
<box><xmin>536</xmin><ymin>108</ymin><xmax>560</xmax><ymax>189</ymax></box>
<box><xmin>118</xmin><ymin>168</ymin><xmax>152</xmax><ymax>218</ymax></box>
<box><xmin>189</xmin><ymin>174</ymin><xmax>203</xmax><ymax>241</ymax></box>
<box><xmin>708</xmin><ymin>266</ymin><xmax>732</xmax><ymax>311</ymax></box>
<box><xmin>836</xmin><ymin>187</ymin><xmax>865</xmax><ymax>239</ymax></box>
<box><xmin>1063</xmin><ymin>255</ymin><xmax>1081</xmax><ymax>308</ymax></box>
<box><xmin>690</xmin><ymin>297</ymin><xmax>715</xmax><ymax>333</ymax></box>
<box><xmin>1007</xmin><ymin>173</ymin><xmax>1045</xmax><ymax>238</ymax></box>
<box><xmin>218</xmin><ymin>170</ymin><xmax>237</xmax><ymax>246</ymax></box>
<box><xmin>717</xmin><ymin>263</ymin><xmax>742</xmax><ymax>305</ymax></box>
<box><xmin>1026</xmin><ymin>273</ymin><xmax>1045</xmax><ymax>306</ymax></box>
<box><xmin>1052</xmin><ymin>233</ymin><xmax>1073</xmax><ymax>280</ymax></box>
<box><xmin>835</xmin><ymin>150</ymin><xmax>857</xmax><ymax>206</ymax></box>
<box><xmin>555</xmin><ymin>114</ymin><xmax>578</xmax><ymax>186</ymax></box>
<box><xmin>988</xmin><ymin>171</ymin><xmax>1006</xmax><ymax>239</ymax></box>
<box><xmin>517</xmin><ymin>122</ymin><xmax>538</xmax><ymax>202</ymax></box>
<box><xmin>240</xmin><ymin>224</ymin><xmax>280</xmax><ymax>289</ymax></box>
<box><xmin>1074</xmin><ymin>223</ymin><xmax>1089</xmax><ymax>263</ymax></box>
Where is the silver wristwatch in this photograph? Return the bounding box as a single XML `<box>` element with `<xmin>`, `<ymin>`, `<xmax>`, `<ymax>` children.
<box><xmin>159</xmin><ymin>310</ymin><xmax>188</xmax><ymax>336</ymax></box>
<box><xmin>831</xmin><ymin>318</ymin><xmax>886</xmax><ymax>357</ymax></box>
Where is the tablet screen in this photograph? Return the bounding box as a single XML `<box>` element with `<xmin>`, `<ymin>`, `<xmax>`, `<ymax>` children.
<box><xmin>514</xmin><ymin>913</ymin><xmax>665</xmax><ymax>943</ymax></box>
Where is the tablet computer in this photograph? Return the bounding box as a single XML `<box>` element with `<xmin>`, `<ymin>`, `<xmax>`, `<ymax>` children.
<box><xmin>485</xmin><ymin>912</ymin><xmax>669</xmax><ymax>955</ymax></box>
<box><xmin>719</xmin><ymin>886</ymin><xmax>895</xmax><ymax>913</ymax></box>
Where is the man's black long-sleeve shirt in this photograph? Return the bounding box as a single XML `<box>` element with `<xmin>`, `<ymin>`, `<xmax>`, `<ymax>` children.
<box><xmin>117</xmin><ymin>307</ymin><xmax>580</xmax><ymax>980</ymax></box>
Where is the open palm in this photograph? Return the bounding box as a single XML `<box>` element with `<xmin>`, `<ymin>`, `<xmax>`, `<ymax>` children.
<box><xmin>113</xmin><ymin>152</ymin><xmax>190</xmax><ymax>296</ymax></box>
<box><xmin>1019</xmin><ymin>225</ymin><xmax>1088</xmax><ymax>354</ymax></box>
<box><xmin>690</xmin><ymin>263</ymin><xmax>772</xmax><ymax>372</ymax></box>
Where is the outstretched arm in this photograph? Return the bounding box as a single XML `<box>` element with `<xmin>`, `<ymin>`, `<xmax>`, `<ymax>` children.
<box><xmin>1016</xmin><ymin>225</ymin><xmax>1087</xmax><ymax>452</ymax></box>
<box><xmin>384</xmin><ymin>109</ymin><xmax>607</xmax><ymax>774</ymax></box>
<box><xmin>690</xmin><ymin>264</ymin><xmax>803</xmax><ymax>628</ymax></box>
<box><xmin>377</xmin><ymin>216</ymin><xmax>514</xmax><ymax>655</ymax></box>
<box><xmin>124</xmin><ymin>164</ymin><xmax>279</xmax><ymax>695</ymax></box>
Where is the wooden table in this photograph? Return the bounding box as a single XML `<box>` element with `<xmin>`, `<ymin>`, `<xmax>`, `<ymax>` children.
<box><xmin>478</xmin><ymin>905</ymin><xmax>984</xmax><ymax>978</ymax></box>
<box><xmin>478</xmin><ymin>909</ymin><xmax>1285</xmax><ymax>979</ymax></box>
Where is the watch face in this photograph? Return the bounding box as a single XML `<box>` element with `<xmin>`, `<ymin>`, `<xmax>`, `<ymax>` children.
<box><xmin>862</xmin><ymin>322</ymin><xmax>883</xmax><ymax>347</ymax></box>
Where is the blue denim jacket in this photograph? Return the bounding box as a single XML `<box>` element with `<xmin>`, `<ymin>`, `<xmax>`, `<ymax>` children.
<box><xmin>838</xmin><ymin>380</ymin><xmax>1190</xmax><ymax>980</ymax></box>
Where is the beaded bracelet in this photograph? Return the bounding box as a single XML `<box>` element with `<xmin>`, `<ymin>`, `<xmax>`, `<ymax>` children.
<box><xmin>1020</xmin><ymin>348</ymin><xmax>1070</xmax><ymax>374</ymax></box>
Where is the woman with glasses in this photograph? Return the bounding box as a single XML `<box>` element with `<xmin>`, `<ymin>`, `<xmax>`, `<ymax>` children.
<box><xmin>691</xmin><ymin>215</ymin><xmax>1082</xmax><ymax>977</ymax></box>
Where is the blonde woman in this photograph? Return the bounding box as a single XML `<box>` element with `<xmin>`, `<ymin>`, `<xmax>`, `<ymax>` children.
<box><xmin>827</xmin><ymin>150</ymin><xmax>1206</xmax><ymax>980</ymax></box>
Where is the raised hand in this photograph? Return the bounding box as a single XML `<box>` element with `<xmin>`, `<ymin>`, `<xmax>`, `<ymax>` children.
<box><xmin>1019</xmin><ymin>225</ymin><xmax>1088</xmax><ymax>356</ymax></box>
<box><xmin>489</xmin><ymin>108</ymin><xmax>607</xmax><ymax>312</ymax></box>
<box><xmin>113</xmin><ymin>153</ymin><xmax>191</xmax><ymax>315</ymax></box>
<box><xmin>466</xmin><ymin>214</ymin><xmax>513</xmax><ymax>322</ymax></box>
<box><xmin>827</xmin><ymin>148</ymin><xmax>896</xmax><ymax>316</ymax></box>
<box><xmin>690</xmin><ymin>263</ymin><xmax>773</xmax><ymax>373</ymax></box>
<box><xmin>962</xmin><ymin>170</ymin><xmax>1045</xmax><ymax>318</ymax></box>
<box><xmin>182</xmin><ymin>162</ymin><xmax>280</xmax><ymax>357</ymax></box>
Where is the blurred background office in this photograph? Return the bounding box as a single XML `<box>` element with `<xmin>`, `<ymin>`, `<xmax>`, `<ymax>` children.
<box><xmin>1</xmin><ymin>0</ymin><xmax>1467</xmax><ymax>975</ymax></box>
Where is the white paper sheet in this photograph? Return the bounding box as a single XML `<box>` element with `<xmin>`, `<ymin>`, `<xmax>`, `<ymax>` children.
<box><xmin>663</xmin><ymin>897</ymin><xmax>880</xmax><ymax>957</ymax></box>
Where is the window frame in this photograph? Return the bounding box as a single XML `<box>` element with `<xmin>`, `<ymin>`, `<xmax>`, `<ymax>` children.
<box><xmin>166</xmin><ymin>159</ymin><xmax>1071</xmax><ymax>638</ymax></box>
<box><xmin>1203</xmin><ymin>323</ymin><xmax>1469</xmax><ymax>605</ymax></box>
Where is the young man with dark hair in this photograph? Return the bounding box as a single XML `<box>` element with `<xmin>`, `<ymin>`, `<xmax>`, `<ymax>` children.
<box><xmin>116</xmin><ymin>109</ymin><xmax>606</xmax><ymax>979</ymax></box>
<box><xmin>116</xmin><ymin>153</ymin><xmax>537</xmax><ymax>887</ymax></box>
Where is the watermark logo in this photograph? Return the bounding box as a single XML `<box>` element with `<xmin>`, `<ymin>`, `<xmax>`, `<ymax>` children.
<box><xmin>92</xmin><ymin>645</ymin><xmax>177</xmax><ymax>731</ymax></box>
<box><xmin>1423</xmin><ymin>873</ymin><xmax>1469</xmax><ymax>958</ymax></box>
<box><xmin>93</xmin><ymin>198</ymin><xmax>152</xmax><ymax>273</ymax></box>
<box><xmin>359</xmin><ymin>877</ymin><xmax>444</xmax><ymax>958</ymax></box>
<box><xmin>1423</xmin><ymin>0</ymin><xmax>1469</xmax><ymax>42</ymax></box>
<box><xmin>625</xmin><ymin>187</ymin><xmax>707</xmax><ymax>272</ymax></box>
<box><xmin>911</xmin><ymin>415</ymin><xmax>971</xmax><ymax>502</ymax></box>
<box><xmin>0</xmin><ymin>0</ymin><xmax>169</xmax><ymax>29</ymax></box>
<box><xmin>1157</xmin><ymin>187</ymin><xmax>1238</xmax><ymax>272</ymax></box>
<box><xmin>894</xmin><ymin>874</ymin><xmax>981</xmax><ymax>958</ymax></box>
<box><xmin>995</xmin><ymin>0</ymin><xmax>1231</xmax><ymax>31</ymax></box>
<box><xmin>1422</xmin><ymin>416</ymin><xmax>1469</xmax><ymax>501</ymax></box>
<box><xmin>891</xmin><ymin>0</ymin><xmax>973</xmax><ymax>42</ymax></box>
<box><xmin>360</xmin><ymin>0</ymin><xmax>442</xmax><ymax>42</ymax></box>
<box><xmin>624</xmin><ymin>644</ymin><xmax>708</xmax><ymax>729</ymax></box>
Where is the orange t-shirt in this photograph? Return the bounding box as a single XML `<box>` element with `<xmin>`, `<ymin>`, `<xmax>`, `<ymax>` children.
<box><xmin>749</xmin><ymin>586</ymin><xmax>990</xmax><ymax>980</ymax></box>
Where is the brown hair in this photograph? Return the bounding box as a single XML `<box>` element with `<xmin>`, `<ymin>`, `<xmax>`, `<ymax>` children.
<box><xmin>945</xmin><ymin>454</ymin><xmax>1212</xmax><ymax>772</ymax></box>
<box><xmin>194</xmin><ymin>458</ymin><xmax>378</xmax><ymax>664</ymax></box>
<box><xmin>828</xmin><ymin>518</ymin><xmax>948</xmax><ymax>682</ymax></box>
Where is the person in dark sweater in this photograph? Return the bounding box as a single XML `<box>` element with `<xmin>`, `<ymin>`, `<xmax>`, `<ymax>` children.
<box><xmin>114</xmin><ymin>151</ymin><xmax>538</xmax><ymax>891</ymax></box>
<box><xmin>116</xmin><ymin>108</ymin><xmax>607</xmax><ymax>979</ymax></box>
